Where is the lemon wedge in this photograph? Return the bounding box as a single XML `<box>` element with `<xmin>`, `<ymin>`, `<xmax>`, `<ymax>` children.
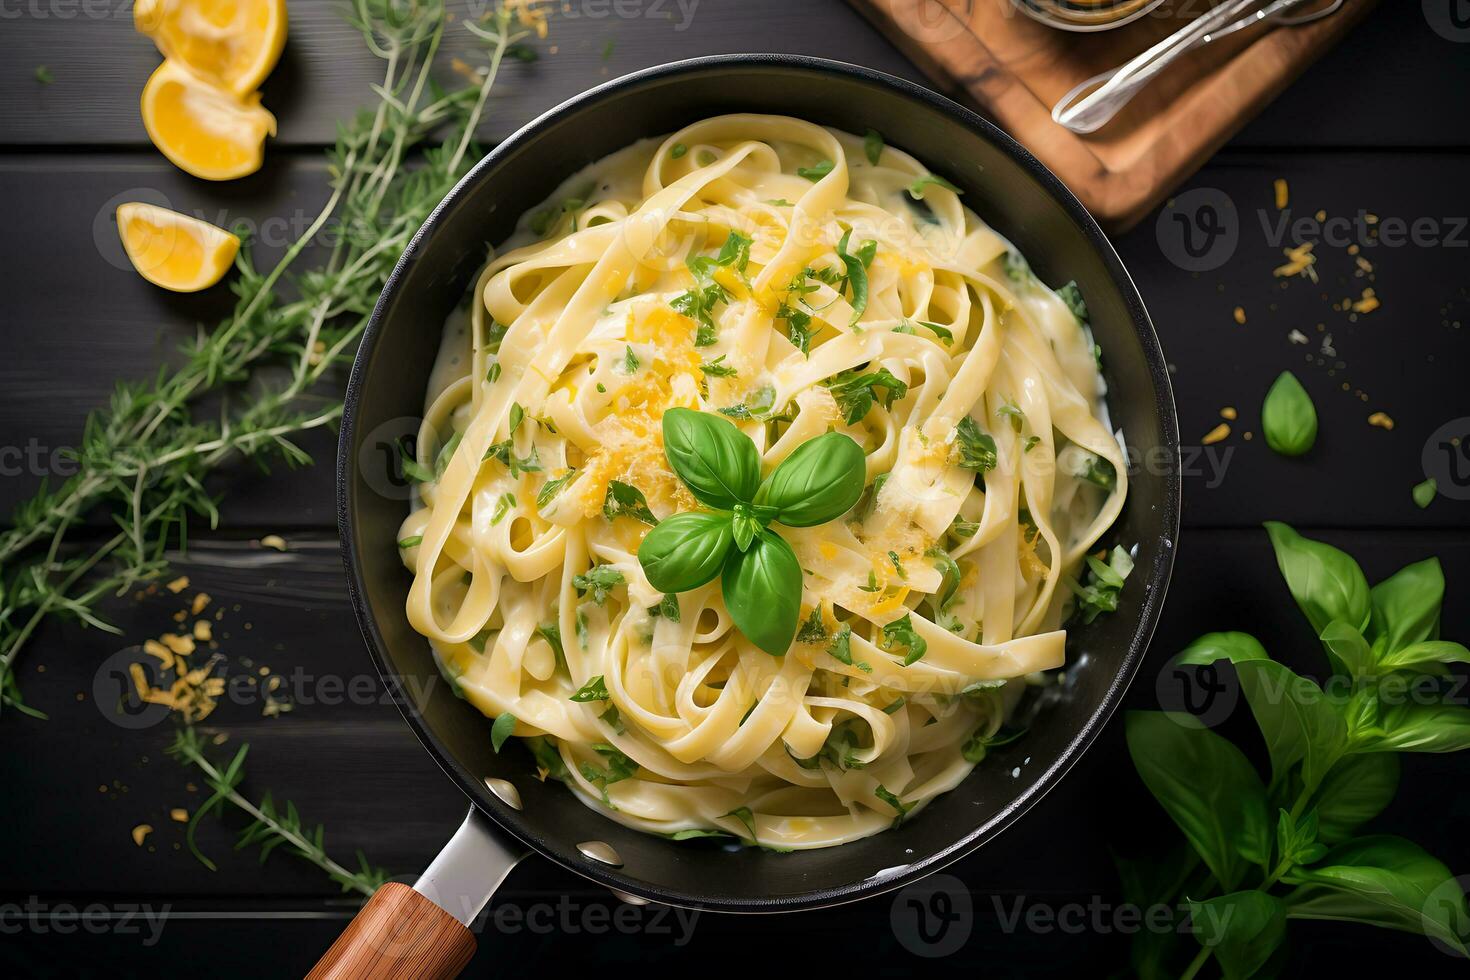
<box><xmin>141</xmin><ymin>60</ymin><xmax>276</xmax><ymax>181</ymax></box>
<box><xmin>117</xmin><ymin>202</ymin><xmax>240</xmax><ymax>292</ymax></box>
<box><xmin>134</xmin><ymin>0</ymin><xmax>287</xmax><ymax>96</ymax></box>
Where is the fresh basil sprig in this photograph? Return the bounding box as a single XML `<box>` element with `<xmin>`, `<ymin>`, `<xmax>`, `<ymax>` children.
<box><xmin>1120</xmin><ymin>523</ymin><xmax>1470</xmax><ymax>975</ymax></box>
<box><xmin>637</xmin><ymin>408</ymin><xmax>866</xmax><ymax>655</ymax></box>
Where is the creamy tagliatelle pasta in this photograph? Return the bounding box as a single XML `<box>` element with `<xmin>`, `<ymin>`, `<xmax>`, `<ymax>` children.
<box><xmin>396</xmin><ymin>114</ymin><xmax>1129</xmax><ymax>849</ymax></box>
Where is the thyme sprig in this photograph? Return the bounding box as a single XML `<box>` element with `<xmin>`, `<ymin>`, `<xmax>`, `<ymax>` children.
<box><xmin>168</xmin><ymin>727</ymin><xmax>388</xmax><ymax>897</ymax></box>
<box><xmin>0</xmin><ymin>0</ymin><xmax>532</xmax><ymax>716</ymax></box>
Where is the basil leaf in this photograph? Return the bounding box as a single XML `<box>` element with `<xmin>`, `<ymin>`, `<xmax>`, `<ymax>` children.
<box><xmin>570</xmin><ymin>675</ymin><xmax>610</xmax><ymax>702</ymax></box>
<box><xmin>525</xmin><ymin>736</ymin><xmax>567</xmax><ymax>780</ymax></box>
<box><xmin>661</xmin><ymin>407</ymin><xmax>761</xmax><ymax>508</ymax></box>
<box><xmin>1057</xmin><ymin>281</ymin><xmax>1089</xmax><ymax>323</ymax></box>
<box><xmin>721</xmin><ymin>529</ymin><xmax>802</xmax><ymax>656</ymax></box>
<box><xmin>836</xmin><ymin>229</ymin><xmax>870</xmax><ymax>326</ymax></box>
<box><xmin>863</xmin><ymin>128</ymin><xmax>883</xmax><ymax>165</ymax></box>
<box><xmin>491</xmin><ymin>711</ymin><xmax>516</xmax><ymax>753</ymax></box>
<box><xmin>1314</xmin><ymin>753</ymin><xmax>1399</xmax><ymax>843</ymax></box>
<box><xmin>824</xmin><ymin>367</ymin><xmax>907</xmax><ymax>425</ymax></box>
<box><xmin>1369</xmin><ymin>556</ymin><xmax>1443</xmax><ymax>657</ymax></box>
<box><xmin>1358</xmin><ymin>701</ymin><xmax>1470</xmax><ymax>754</ymax></box>
<box><xmin>1262</xmin><ymin>370</ymin><xmax>1318</xmax><ymax>456</ymax></box>
<box><xmin>1264</xmin><ymin>522</ymin><xmax>1371</xmax><ymax>636</ymax></box>
<box><xmin>1413</xmin><ymin>477</ymin><xmax>1438</xmax><ymax>508</ymax></box>
<box><xmin>1177</xmin><ymin>641</ymin><xmax>1347</xmax><ymax>789</ymax></box>
<box><xmin>881</xmin><ymin>614</ymin><xmax>927</xmax><ymax>666</ymax></box>
<box><xmin>1319</xmin><ymin>620</ymin><xmax>1373</xmax><ymax>678</ymax></box>
<box><xmin>874</xmin><ymin>785</ymin><xmax>915</xmax><ymax>825</ymax></box>
<box><xmin>1283</xmin><ymin>835</ymin><xmax>1468</xmax><ymax>955</ymax></box>
<box><xmin>572</xmin><ymin>565</ymin><xmax>624</xmax><ymax>606</ymax></box>
<box><xmin>1376</xmin><ymin>639</ymin><xmax>1470</xmax><ymax>673</ymax></box>
<box><xmin>797</xmin><ymin>159</ymin><xmax>834</xmax><ymax>181</ymax></box>
<box><xmin>955</xmin><ymin>417</ymin><xmax>997</xmax><ymax>471</ymax></box>
<box><xmin>637</xmin><ymin>511</ymin><xmax>733</xmax><ymax>593</ymax></box>
<box><xmin>1124</xmin><ymin>711</ymin><xmax>1270</xmax><ymax>891</ymax></box>
<box><xmin>1187</xmin><ymin>891</ymin><xmax>1287</xmax><ymax>980</ymax></box>
<box><xmin>603</xmin><ymin>479</ymin><xmax>657</xmax><ymax>525</ymax></box>
<box><xmin>757</xmin><ymin>432</ymin><xmax>867</xmax><ymax>527</ymax></box>
<box><xmin>907</xmin><ymin>173</ymin><xmax>962</xmax><ymax>198</ymax></box>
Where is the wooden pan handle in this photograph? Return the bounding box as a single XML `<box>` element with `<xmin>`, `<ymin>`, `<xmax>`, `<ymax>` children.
<box><xmin>307</xmin><ymin>882</ymin><xmax>476</xmax><ymax>980</ymax></box>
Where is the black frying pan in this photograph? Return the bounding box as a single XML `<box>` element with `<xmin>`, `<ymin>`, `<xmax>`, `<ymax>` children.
<box><xmin>321</xmin><ymin>54</ymin><xmax>1180</xmax><ymax>977</ymax></box>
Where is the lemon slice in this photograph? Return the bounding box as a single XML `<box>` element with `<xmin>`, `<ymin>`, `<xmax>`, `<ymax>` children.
<box><xmin>117</xmin><ymin>202</ymin><xmax>240</xmax><ymax>292</ymax></box>
<box><xmin>134</xmin><ymin>0</ymin><xmax>287</xmax><ymax>96</ymax></box>
<box><xmin>141</xmin><ymin>60</ymin><xmax>276</xmax><ymax>181</ymax></box>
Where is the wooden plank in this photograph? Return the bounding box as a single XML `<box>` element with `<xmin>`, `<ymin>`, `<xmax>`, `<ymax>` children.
<box><xmin>1</xmin><ymin>0</ymin><xmax>1463</xmax><ymax>152</ymax></box>
<box><xmin>0</xmin><ymin>0</ymin><xmax>921</xmax><ymax>147</ymax></box>
<box><xmin>2</xmin><ymin>151</ymin><xmax>1465</xmax><ymax>532</ymax></box>
<box><xmin>1</xmin><ymin>528</ymin><xmax>1466</xmax><ymax>977</ymax></box>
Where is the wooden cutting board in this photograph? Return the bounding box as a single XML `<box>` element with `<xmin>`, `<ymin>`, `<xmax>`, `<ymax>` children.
<box><xmin>847</xmin><ymin>0</ymin><xmax>1378</xmax><ymax>231</ymax></box>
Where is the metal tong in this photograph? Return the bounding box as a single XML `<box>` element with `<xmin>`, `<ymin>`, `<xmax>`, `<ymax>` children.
<box><xmin>1051</xmin><ymin>0</ymin><xmax>1345</xmax><ymax>135</ymax></box>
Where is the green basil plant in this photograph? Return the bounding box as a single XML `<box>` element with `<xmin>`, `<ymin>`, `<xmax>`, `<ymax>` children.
<box><xmin>638</xmin><ymin>408</ymin><xmax>866</xmax><ymax>655</ymax></box>
<box><xmin>1122</xmin><ymin>522</ymin><xmax>1470</xmax><ymax>977</ymax></box>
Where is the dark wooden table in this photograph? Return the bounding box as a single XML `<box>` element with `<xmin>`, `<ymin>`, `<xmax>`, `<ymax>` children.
<box><xmin>2</xmin><ymin>1</ymin><xmax>1468</xmax><ymax>975</ymax></box>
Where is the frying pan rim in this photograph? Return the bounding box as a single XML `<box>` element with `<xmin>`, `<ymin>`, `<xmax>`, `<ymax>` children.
<box><xmin>337</xmin><ymin>52</ymin><xmax>1181</xmax><ymax>914</ymax></box>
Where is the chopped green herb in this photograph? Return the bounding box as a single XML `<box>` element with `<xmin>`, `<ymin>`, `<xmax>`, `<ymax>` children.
<box><xmin>908</xmin><ymin>173</ymin><xmax>962</xmax><ymax>198</ymax></box>
<box><xmin>997</xmin><ymin>402</ymin><xmax>1025</xmax><ymax>433</ymax></box>
<box><xmin>955</xmin><ymin>417</ymin><xmax>998</xmax><ymax>472</ymax></box>
<box><xmin>918</xmin><ymin>321</ymin><xmax>954</xmax><ymax>345</ymax></box>
<box><xmin>697</xmin><ymin>149</ymin><xmax>716</xmax><ymax>166</ymax></box>
<box><xmin>1413</xmin><ymin>477</ymin><xmax>1438</xmax><ymax>509</ymax></box>
<box><xmin>835</xmin><ymin>229</ymin><xmax>872</xmax><ymax>326</ymax></box>
<box><xmin>881</xmin><ymin>614</ymin><xmax>928</xmax><ymax>665</ymax></box>
<box><xmin>1002</xmin><ymin>250</ymin><xmax>1032</xmax><ymax>286</ymax></box>
<box><xmin>1069</xmin><ymin>545</ymin><xmax>1134</xmax><ymax>624</ymax></box>
<box><xmin>863</xmin><ymin>128</ymin><xmax>884</xmax><ymax>165</ymax></box>
<box><xmin>700</xmin><ymin>354</ymin><xmax>738</xmax><ymax>378</ymax></box>
<box><xmin>797</xmin><ymin>607</ymin><xmax>829</xmax><ymax>643</ymax></box>
<box><xmin>797</xmin><ymin>159</ymin><xmax>835</xmax><ymax>181</ymax></box>
<box><xmin>491</xmin><ymin>712</ymin><xmax>516</xmax><ymax>752</ymax></box>
<box><xmin>1076</xmin><ymin>452</ymin><xmax>1117</xmax><ymax>492</ymax></box>
<box><xmin>526</xmin><ymin>736</ymin><xmax>568</xmax><ymax>780</ymax></box>
<box><xmin>34</xmin><ymin>66</ymin><xmax>53</xmax><ymax>85</ymax></box>
<box><xmin>1057</xmin><ymin>281</ymin><xmax>1089</xmax><ymax>323</ymax></box>
<box><xmin>398</xmin><ymin>440</ymin><xmax>436</xmax><ymax>484</ymax></box>
<box><xmin>824</xmin><ymin>366</ymin><xmax>907</xmax><ymax>425</ymax></box>
<box><xmin>397</xmin><ymin>535</ymin><xmax>423</xmax><ymax>549</ymax></box>
<box><xmin>603</xmin><ymin>480</ymin><xmax>657</xmax><ymax>525</ymax></box>
<box><xmin>573</xmin><ymin>565</ymin><xmax>625</xmax><ymax>606</ymax></box>
<box><xmin>491</xmin><ymin>492</ymin><xmax>516</xmax><ymax>525</ymax></box>
<box><xmin>619</xmin><ymin>345</ymin><xmax>639</xmax><ymax>375</ymax></box>
<box><xmin>570</xmin><ymin>675</ymin><xmax>610</xmax><ymax>702</ymax></box>
<box><xmin>874</xmin><ymin>785</ymin><xmax>915</xmax><ymax>824</ymax></box>
<box><xmin>671</xmin><ymin>142</ymin><xmax>688</xmax><ymax>159</ymax></box>
<box><xmin>536</xmin><ymin>469</ymin><xmax>577</xmax><ymax>510</ymax></box>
